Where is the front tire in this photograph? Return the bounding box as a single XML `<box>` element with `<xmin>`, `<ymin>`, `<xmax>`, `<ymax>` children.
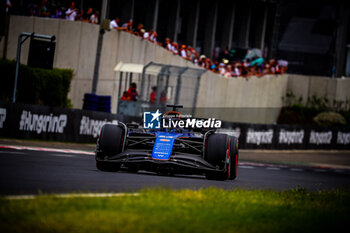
<box><xmin>96</xmin><ymin>124</ymin><xmax>124</xmax><ymax>172</ymax></box>
<box><xmin>98</xmin><ymin>124</ymin><xmax>124</xmax><ymax>154</ymax></box>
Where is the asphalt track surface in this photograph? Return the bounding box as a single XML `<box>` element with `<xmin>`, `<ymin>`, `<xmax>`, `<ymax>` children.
<box><xmin>0</xmin><ymin>148</ymin><xmax>350</xmax><ymax>195</ymax></box>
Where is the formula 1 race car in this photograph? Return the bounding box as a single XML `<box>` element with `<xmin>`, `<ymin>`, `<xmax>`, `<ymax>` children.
<box><xmin>95</xmin><ymin>105</ymin><xmax>239</xmax><ymax>180</ymax></box>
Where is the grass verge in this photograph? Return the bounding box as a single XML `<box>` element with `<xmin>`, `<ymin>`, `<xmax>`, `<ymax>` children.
<box><xmin>1</xmin><ymin>188</ymin><xmax>350</xmax><ymax>233</ymax></box>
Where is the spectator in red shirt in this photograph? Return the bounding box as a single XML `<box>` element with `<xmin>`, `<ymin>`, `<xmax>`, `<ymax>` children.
<box><xmin>150</xmin><ymin>86</ymin><xmax>157</xmax><ymax>103</ymax></box>
<box><xmin>150</xmin><ymin>86</ymin><xmax>167</xmax><ymax>103</ymax></box>
<box><xmin>127</xmin><ymin>82</ymin><xmax>138</xmax><ymax>101</ymax></box>
<box><xmin>121</xmin><ymin>91</ymin><xmax>130</xmax><ymax>100</ymax></box>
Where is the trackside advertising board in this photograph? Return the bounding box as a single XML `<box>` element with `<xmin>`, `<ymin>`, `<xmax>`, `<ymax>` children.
<box><xmin>0</xmin><ymin>102</ymin><xmax>139</xmax><ymax>143</ymax></box>
<box><xmin>0</xmin><ymin>102</ymin><xmax>349</xmax><ymax>149</ymax></box>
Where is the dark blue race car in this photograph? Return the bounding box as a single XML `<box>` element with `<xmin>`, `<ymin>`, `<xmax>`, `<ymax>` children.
<box><xmin>95</xmin><ymin>106</ymin><xmax>239</xmax><ymax>180</ymax></box>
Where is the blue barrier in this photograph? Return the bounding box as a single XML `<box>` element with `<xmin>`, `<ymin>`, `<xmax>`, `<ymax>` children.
<box><xmin>97</xmin><ymin>95</ymin><xmax>111</xmax><ymax>113</ymax></box>
<box><xmin>83</xmin><ymin>93</ymin><xmax>111</xmax><ymax>113</ymax></box>
<box><xmin>83</xmin><ymin>93</ymin><xmax>98</xmax><ymax>111</ymax></box>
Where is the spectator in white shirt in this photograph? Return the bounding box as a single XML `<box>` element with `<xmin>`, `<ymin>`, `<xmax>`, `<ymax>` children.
<box><xmin>149</xmin><ymin>30</ymin><xmax>157</xmax><ymax>43</ymax></box>
<box><xmin>171</xmin><ymin>42</ymin><xmax>178</xmax><ymax>55</ymax></box>
<box><xmin>143</xmin><ymin>30</ymin><xmax>150</xmax><ymax>39</ymax></box>
<box><xmin>89</xmin><ymin>11</ymin><xmax>99</xmax><ymax>24</ymax></box>
<box><xmin>164</xmin><ymin>38</ymin><xmax>172</xmax><ymax>51</ymax></box>
<box><xmin>180</xmin><ymin>45</ymin><xmax>187</xmax><ymax>58</ymax></box>
<box><xmin>110</xmin><ymin>17</ymin><xmax>120</xmax><ymax>29</ymax></box>
<box><xmin>65</xmin><ymin>2</ymin><xmax>77</xmax><ymax>21</ymax></box>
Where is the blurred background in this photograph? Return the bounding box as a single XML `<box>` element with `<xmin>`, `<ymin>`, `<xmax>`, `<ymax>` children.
<box><xmin>0</xmin><ymin>0</ymin><xmax>349</xmax><ymax>127</ymax></box>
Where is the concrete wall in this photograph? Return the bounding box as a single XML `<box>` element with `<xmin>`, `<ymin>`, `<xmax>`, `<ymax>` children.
<box><xmin>195</xmin><ymin>73</ymin><xmax>288</xmax><ymax>123</ymax></box>
<box><xmin>5</xmin><ymin>16</ymin><xmax>99</xmax><ymax>108</ymax></box>
<box><xmin>3</xmin><ymin>16</ymin><xmax>350</xmax><ymax>124</ymax></box>
<box><xmin>287</xmin><ymin>74</ymin><xmax>350</xmax><ymax>106</ymax></box>
<box><xmin>6</xmin><ymin>16</ymin><xmax>33</xmax><ymax>64</ymax></box>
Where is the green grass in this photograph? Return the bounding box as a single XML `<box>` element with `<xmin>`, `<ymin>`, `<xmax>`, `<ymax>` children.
<box><xmin>1</xmin><ymin>188</ymin><xmax>350</xmax><ymax>233</ymax></box>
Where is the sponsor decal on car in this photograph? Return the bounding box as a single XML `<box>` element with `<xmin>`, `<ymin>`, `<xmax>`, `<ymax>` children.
<box><xmin>152</xmin><ymin>134</ymin><xmax>176</xmax><ymax>160</ymax></box>
<box><xmin>160</xmin><ymin>139</ymin><xmax>170</xmax><ymax>142</ymax></box>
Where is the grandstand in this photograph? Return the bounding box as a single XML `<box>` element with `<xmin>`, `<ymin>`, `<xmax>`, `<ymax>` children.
<box><xmin>1</xmin><ymin>0</ymin><xmax>350</xmax><ymax>123</ymax></box>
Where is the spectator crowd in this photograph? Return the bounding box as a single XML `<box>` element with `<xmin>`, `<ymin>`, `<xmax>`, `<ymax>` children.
<box><xmin>108</xmin><ymin>14</ymin><xmax>288</xmax><ymax>78</ymax></box>
<box><xmin>16</xmin><ymin>1</ymin><xmax>288</xmax><ymax>78</ymax></box>
<box><xmin>25</xmin><ymin>1</ymin><xmax>100</xmax><ymax>24</ymax></box>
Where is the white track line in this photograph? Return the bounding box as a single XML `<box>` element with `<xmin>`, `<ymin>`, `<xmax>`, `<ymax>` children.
<box><xmin>50</xmin><ymin>153</ymin><xmax>75</xmax><ymax>158</ymax></box>
<box><xmin>289</xmin><ymin>168</ymin><xmax>304</xmax><ymax>172</ymax></box>
<box><xmin>238</xmin><ymin>165</ymin><xmax>255</xmax><ymax>169</ymax></box>
<box><xmin>266</xmin><ymin>167</ymin><xmax>281</xmax><ymax>170</ymax></box>
<box><xmin>0</xmin><ymin>151</ymin><xmax>26</xmax><ymax>155</ymax></box>
<box><xmin>5</xmin><ymin>193</ymin><xmax>140</xmax><ymax>200</ymax></box>
<box><xmin>0</xmin><ymin>145</ymin><xmax>94</xmax><ymax>155</ymax></box>
<box><xmin>239</xmin><ymin>161</ymin><xmax>288</xmax><ymax>169</ymax></box>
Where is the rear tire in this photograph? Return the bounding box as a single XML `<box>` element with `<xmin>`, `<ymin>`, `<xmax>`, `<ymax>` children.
<box><xmin>228</xmin><ymin>136</ymin><xmax>239</xmax><ymax>180</ymax></box>
<box><xmin>204</xmin><ymin>134</ymin><xmax>239</xmax><ymax>181</ymax></box>
<box><xmin>205</xmin><ymin>134</ymin><xmax>229</xmax><ymax>180</ymax></box>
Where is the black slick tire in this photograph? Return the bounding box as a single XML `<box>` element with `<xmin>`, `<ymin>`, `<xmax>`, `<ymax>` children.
<box><xmin>205</xmin><ymin>134</ymin><xmax>229</xmax><ymax>180</ymax></box>
<box><xmin>204</xmin><ymin>134</ymin><xmax>239</xmax><ymax>181</ymax></box>
<box><xmin>96</xmin><ymin>124</ymin><xmax>124</xmax><ymax>172</ymax></box>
